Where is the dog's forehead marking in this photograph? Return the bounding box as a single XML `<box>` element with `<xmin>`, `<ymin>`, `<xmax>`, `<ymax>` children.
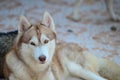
<box><xmin>35</xmin><ymin>25</ymin><xmax>41</xmax><ymax>42</ymax></box>
<box><xmin>34</xmin><ymin>24</ymin><xmax>56</xmax><ymax>41</ymax></box>
<box><xmin>21</xmin><ymin>23</ymin><xmax>56</xmax><ymax>44</ymax></box>
<box><xmin>30</xmin><ymin>36</ymin><xmax>38</xmax><ymax>44</ymax></box>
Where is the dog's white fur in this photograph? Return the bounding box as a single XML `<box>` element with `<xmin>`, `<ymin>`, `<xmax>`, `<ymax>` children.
<box><xmin>4</xmin><ymin>12</ymin><xmax>120</xmax><ymax>80</ymax></box>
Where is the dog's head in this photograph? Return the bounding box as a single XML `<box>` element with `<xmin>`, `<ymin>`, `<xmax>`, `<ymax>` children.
<box><xmin>16</xmin><ymin>12</ymin><xmax>56</xmax><ymax>64</ymax></box>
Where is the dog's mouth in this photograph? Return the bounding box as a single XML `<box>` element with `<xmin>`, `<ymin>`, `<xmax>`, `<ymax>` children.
<box><xmin>38</xmin><ymin>55</ymin><xmax>46</xmax><ymax>64</ymax></box>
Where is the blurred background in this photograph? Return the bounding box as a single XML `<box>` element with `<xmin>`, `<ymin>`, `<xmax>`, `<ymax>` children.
<box><xmin>0</xmin><ymin>0</ymin><xmax>120</xmax><ymax>65</ymax></box>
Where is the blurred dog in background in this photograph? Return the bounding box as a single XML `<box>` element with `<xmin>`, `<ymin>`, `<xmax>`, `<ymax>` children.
<box><xmin>69</xmin><ymin>0</ymin><xmax>120</xmax><ymax>22</ymax></box>
<box><xmin>45</xmin><ymin>0</ymin><xmax>120</xmax><ymax>22</ymax></box>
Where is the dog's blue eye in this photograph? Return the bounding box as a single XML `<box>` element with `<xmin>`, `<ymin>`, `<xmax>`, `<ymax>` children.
<box><xmin>30</xmin><ymin>42</ymin><xmax>36</xmax><ymax>46</ymax></box>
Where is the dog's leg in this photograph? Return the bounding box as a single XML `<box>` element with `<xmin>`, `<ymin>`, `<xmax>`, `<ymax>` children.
<box><xmin>105</xmin><ymin>0</ymin><xmax>120</xmax><ymax>21</ymax></box>
<box><xmin>68</xmin><ymin>0</ymin><xmax>82</xmax><ymax>22</ymax></box>
<box><xmin>67</xmin><ymin>62</ymin><xmax>107</xmax><ymax>80</ymax></box>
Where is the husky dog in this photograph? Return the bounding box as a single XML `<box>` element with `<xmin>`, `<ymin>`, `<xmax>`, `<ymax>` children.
<box><xmin>4</xmin><ymin>12</ymin><xmax>120</xmax><ymax>80</ymax></box>
<box><xmin>0</xmin><ymin>31</ymin><xmax>18</xmax><ymax>56</ymax></box>
<box><xmin>69</xmin><ymin>0</ymin><xmax>120</xmax><ymax>22</ymax></box>
<box><xmin>0</xmin><ymin>31</ymin><xmax>17</xmax><ymax>78</ymax></box>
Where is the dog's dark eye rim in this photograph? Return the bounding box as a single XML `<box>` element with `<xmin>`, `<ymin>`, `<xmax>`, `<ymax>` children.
<box><xmin>44</xmin><ymin>39</ymin><xmax>49</xmax><ymax>44</ymax></box>
<box><xmin>30</xmin><ymin>42</ymin><xmax>36</xmax><ymax>46</ymax></box>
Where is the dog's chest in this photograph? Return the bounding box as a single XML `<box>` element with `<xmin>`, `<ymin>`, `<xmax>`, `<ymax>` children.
<box><xmin>35</xmin><ymin>69</ymin><xmax>55</xmax><ymax>80</ymax></box>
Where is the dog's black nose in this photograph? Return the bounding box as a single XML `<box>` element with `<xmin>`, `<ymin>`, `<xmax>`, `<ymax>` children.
<box><xmin>39</xmin><ymin>55</ymin><xmax>46</xmax><ymax>63</ymax></box>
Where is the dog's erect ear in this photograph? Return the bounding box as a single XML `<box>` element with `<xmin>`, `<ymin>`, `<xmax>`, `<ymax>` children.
<box><xmin>18</xmin><ymin>16</ymin><xmax>31</xmax><ymax>33</ymax></box>
<box><xmin>42</xmin><ymin>12</ymin><xmax>56</xmax><ymax>33</ymax></box>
